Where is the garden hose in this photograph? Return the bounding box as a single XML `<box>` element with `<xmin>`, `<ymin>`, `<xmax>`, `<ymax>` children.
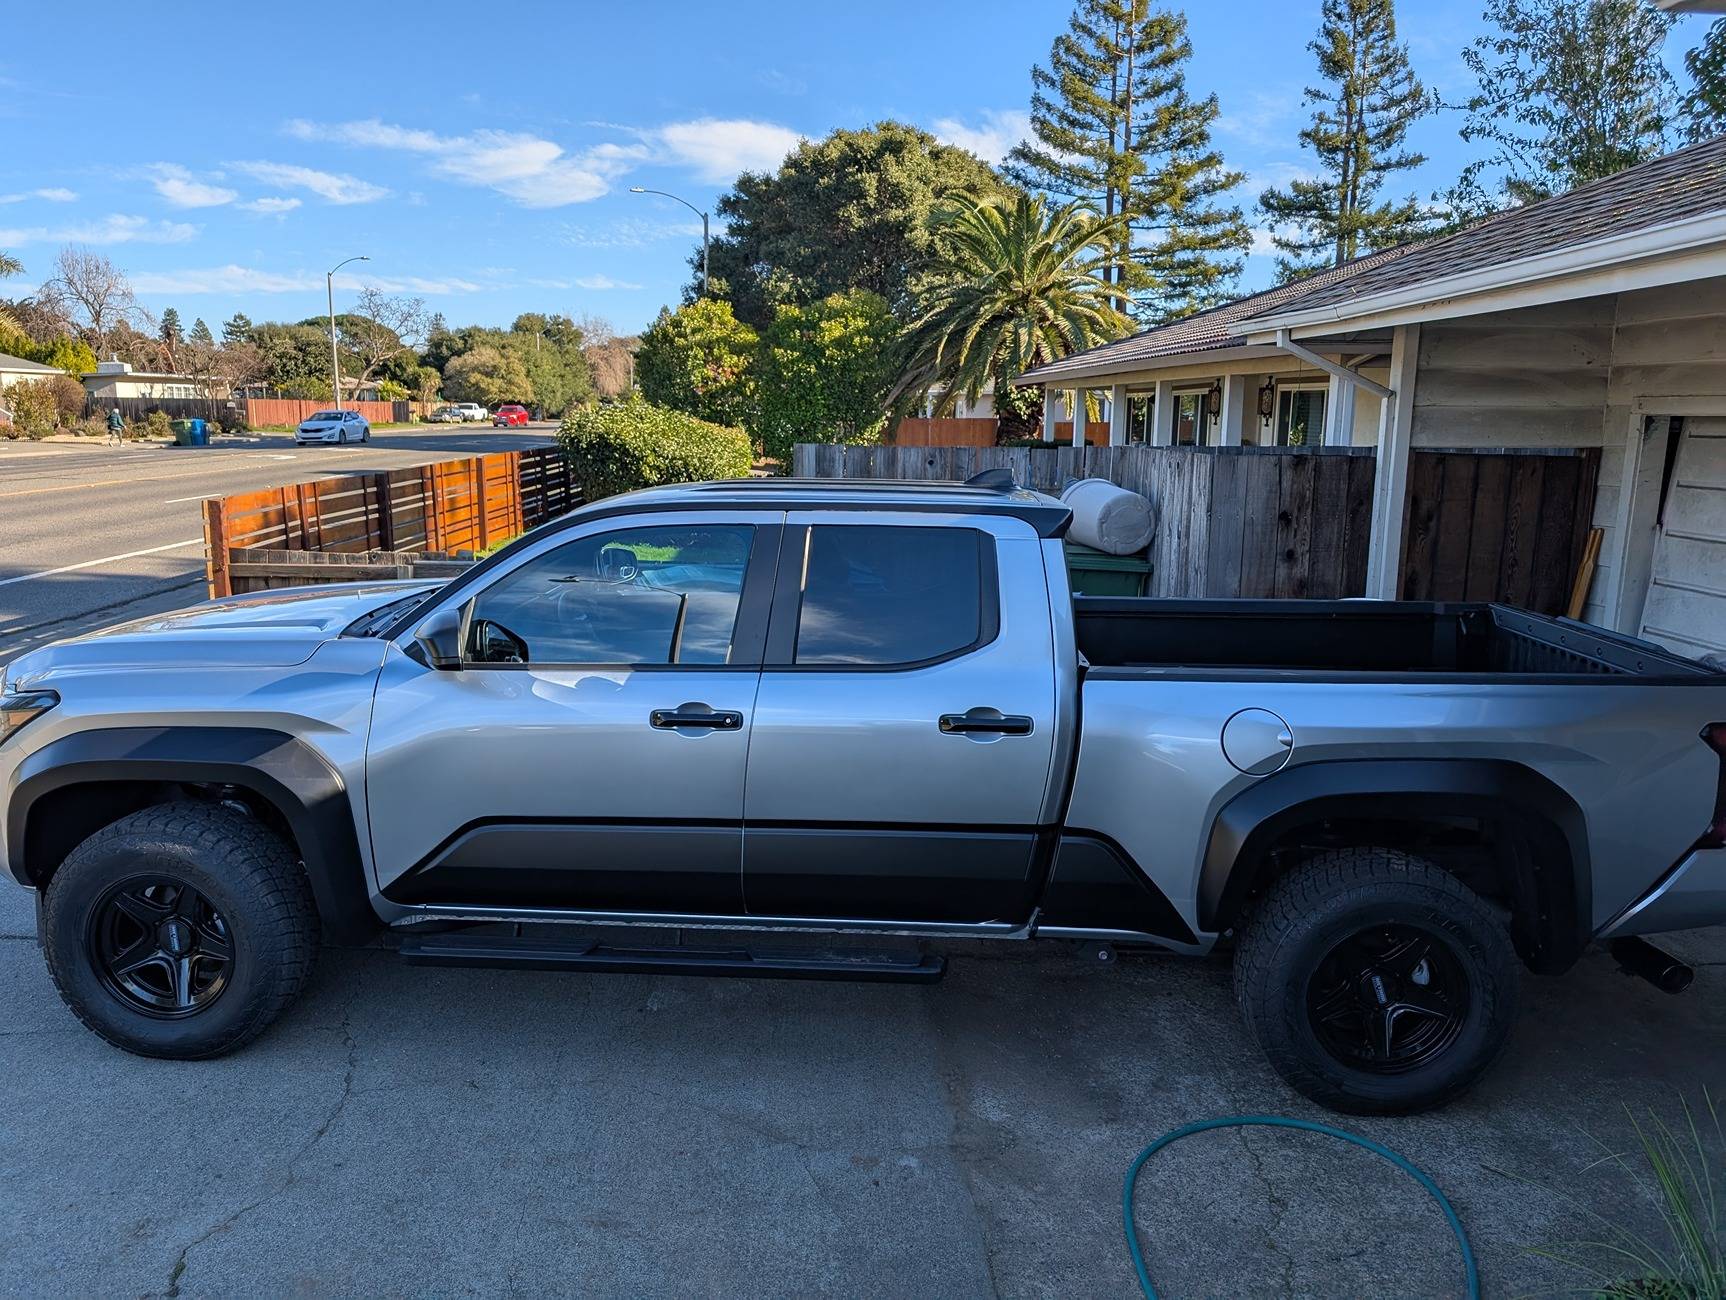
<box><xmin>1122</xmin><ymin>1115</ymin><xmax>1480</xmax><ymax>1300</ymax></box>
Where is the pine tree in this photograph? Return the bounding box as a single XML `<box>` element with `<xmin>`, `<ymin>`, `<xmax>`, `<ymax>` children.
<box><xmin>189</xmin><ymin>317</ymin><xmax>214</xmax><ymax>347</ymax></box>
<box><xmin>1259</xmin><ymin>0</ymin><xmax>1435</xmax><ymax>282</ymax></box>
<box><xmin>1446</xmin><ymin>0</ymin><xmax>1675</xmax><ymax>219</ymax></box>
<box><xmin>221</xmin><ymin>312</ymin><xmax>254</xmax><ymax>346</ymax></box>
<box><xmin>159</xmin><ymin>307</ymin><xmax>182</xmax><ymax>343</ymax></box>
<box><xmin>1683</xmin><ymin>18</ymin><xmax>1726</xmax><ymax>142</ymax></box>
<box><xmin>1005</xmin><ymin>1</ymin><xmax>1249</xmax><ymax>320</ymax></box>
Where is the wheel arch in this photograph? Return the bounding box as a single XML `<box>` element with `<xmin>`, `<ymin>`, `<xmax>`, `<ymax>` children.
<box><xmin>1201</xmin><ymin>758</ymin><xmax>1591</xmax><ymax>974</ymax></box>
<box><xmin>8</xmin><ymin>727</ymin><xmax>379</xmax><ymax>945</ymax></box>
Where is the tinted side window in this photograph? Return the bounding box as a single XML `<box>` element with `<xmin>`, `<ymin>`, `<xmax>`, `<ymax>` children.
<box><xmin>794</xmin><ymin>526</ymin><xmax>987</xmax><ymax>666</ymax></box>
<box><xmin>469</xmin><ymin>525</ymin><xmax>755</xmax><ymax>666</ymax></box>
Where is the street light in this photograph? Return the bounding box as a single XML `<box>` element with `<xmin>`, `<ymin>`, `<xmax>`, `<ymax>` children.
<box><xmin>629</xmin><ymin>187</ymin><xmax>709</xmax><ymax>296</ymax></box>
<box><xmin>326</xmin><ymin>255</ymin><xmax>370</xmax><ymax>411</ymax></box>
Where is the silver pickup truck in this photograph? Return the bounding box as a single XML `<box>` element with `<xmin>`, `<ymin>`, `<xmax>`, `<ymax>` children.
<box><xmin>4</xmin><ymin>477</ymin><xmax>1724</xmax><ymax>1113</ymax></box>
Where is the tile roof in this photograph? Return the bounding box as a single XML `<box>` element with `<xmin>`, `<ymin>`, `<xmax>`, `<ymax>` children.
<box><xmin>1020</xmin><ymin>135</ymin><xmax>1726</xmax><ymax>384</ymax></box>
<box><xmin>1017</xmin><ymin>244</ymin><xmax>1419</xmax><ymax>383</ymax></box>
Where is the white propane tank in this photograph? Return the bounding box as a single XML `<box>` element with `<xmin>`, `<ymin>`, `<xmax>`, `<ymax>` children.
<box><xmin>1060</xmin><ymin>478</ymin><xmax>1156</xmax><ymax>556</ymax></box>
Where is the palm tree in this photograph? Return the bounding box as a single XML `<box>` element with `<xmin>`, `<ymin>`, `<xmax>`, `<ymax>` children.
<box><xmin>891</xmin><ymin>194</ymin><xmax>1133</xmax><ymax>422</ymax></box>
<box><xmin>0</xmin><ymin>251</ymin><xmax>23</xmax><ymax>338</ymax></box>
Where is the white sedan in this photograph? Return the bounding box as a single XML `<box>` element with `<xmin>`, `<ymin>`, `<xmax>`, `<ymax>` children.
<box><xmin>295</xmin><ymin>409</ymin><xmax>371</xmax><ymax>445</ymax></box>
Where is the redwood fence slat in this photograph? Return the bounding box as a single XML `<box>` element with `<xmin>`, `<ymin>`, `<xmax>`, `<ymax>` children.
<box><xmin>205</xmin><ymin>446</ymin><xmax>577</xmax><ymax>595</ymax></box>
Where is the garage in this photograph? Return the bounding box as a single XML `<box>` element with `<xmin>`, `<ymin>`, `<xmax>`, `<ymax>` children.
<box><xmin>1637</xmin><ymin>415</ymin><xmax>1726</xmax><ymax>661</ymax></box>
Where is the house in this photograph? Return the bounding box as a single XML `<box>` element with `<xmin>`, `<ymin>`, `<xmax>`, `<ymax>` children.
<box><xmin>81</xmin><ymin>359</ymin><xmax>227</xmax><ymax>401</ymax></box>
<box><xmin>1016</xmin><ymin>135</ymin><xmax>1726</xmax><ymax>659</ymax></box>
<box><xmin>0</xmin><ymin>351</ymin><xmax>66</xmax><ymax>396</ymax></box>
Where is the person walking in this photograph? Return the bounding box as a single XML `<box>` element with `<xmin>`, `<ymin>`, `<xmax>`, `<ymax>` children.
<box><xmin>106</xmin><ymin>407</ymin><xmax>123</xmax><ymax>445</ymax></box>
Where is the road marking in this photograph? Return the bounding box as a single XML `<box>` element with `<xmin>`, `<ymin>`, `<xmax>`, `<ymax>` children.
<box><xmin>0</xmin><ymin>538</ymin><xmax>204</xmax><ymax>589</ymax></box>
<box><xmin>162</xmin><ymin>492</ymin><xmax>223</xmax><ymax>504</ymax></box>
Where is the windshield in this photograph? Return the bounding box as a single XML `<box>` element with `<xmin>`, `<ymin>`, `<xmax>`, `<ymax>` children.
<box><xmin>308</xmin><ymin>411</ymin><xmax>342</xmax><ymax>421</ymax></box>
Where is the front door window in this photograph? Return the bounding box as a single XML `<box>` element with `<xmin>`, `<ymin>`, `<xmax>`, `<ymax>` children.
<box><xmin>1276</xmin><ymin>387</ymin><xmax>1328</xmax><ymax>447</ymax></box>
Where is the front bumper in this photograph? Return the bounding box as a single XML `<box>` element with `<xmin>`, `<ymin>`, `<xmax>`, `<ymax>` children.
<box><xmin>1600</xmin><ymin>847</ymin><xmax>1726</xmax><ymax>937</ymax></box>
<box><xmin>297</xmin><ymin>429</ymin><xmax>341</xmax><ymax>442</ymax></box>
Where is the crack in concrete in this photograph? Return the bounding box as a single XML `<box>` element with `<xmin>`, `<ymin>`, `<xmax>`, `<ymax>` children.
<box><xmin>161</xmin><ymin>996</ymin><xmax>361</xmax><ymax>1298</ymax></box>
<box><xmin>1235</xmin><ymin>1128</ymin><xmax>1300</xmax><ymax>1298</ymax></box>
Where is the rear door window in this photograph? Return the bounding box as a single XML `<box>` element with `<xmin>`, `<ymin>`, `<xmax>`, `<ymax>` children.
<box><xmin>792</xmin><ymin>525</ymin><xmax>992</xmax><ymax>667</ymax></box>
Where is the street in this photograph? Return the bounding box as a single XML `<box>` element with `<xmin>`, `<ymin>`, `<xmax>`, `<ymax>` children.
<box><xmin>0</xmin><ymin>426</ymin><xmax>558</xmax><ymax>667</ymax></box>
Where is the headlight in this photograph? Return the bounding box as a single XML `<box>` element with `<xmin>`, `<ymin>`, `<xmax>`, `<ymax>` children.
<box><xmin>0</xmin><ymin>691</ymin><xmax>58</xmax><ymax>745</ymax></box>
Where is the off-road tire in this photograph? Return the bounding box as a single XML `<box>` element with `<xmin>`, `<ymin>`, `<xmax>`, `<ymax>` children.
<box><xmin>41</xmin><ymin>801</ymin><xmax>319</xmax><ymax>1059</ymax></box>
<box><xmin>1233</xmin><ymin>847</ymin><xmax>1519</xmax><ymax>1115</ymax></box>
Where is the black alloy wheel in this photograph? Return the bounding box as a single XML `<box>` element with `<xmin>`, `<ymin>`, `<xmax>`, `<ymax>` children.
<box><xmin>1304</xmin><ymin>923</ymin><xmax>1468</xmax><ymax>1073</ymax></box>
<box><xmin>88</xmin><ymin>877</ymin><xmax>235</xmax><ymax>1018</ymax></box>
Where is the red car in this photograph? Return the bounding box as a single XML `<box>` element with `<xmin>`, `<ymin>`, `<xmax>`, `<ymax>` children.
<box><xmin>492</xmin><ymin>404</ymin><xmax>531</xmax><ymax>427</ymax></box>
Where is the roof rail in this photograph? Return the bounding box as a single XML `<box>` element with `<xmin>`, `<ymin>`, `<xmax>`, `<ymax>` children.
<box><xmin>964</xmin><ymin>467</ymin><xmax>1018</xmax><ymax>492</ymax></box>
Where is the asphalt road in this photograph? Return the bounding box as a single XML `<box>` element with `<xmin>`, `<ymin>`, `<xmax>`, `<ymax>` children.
<box><xmin>0</xmin><ymin>425</ymin><xmax>558</xmax><ymax>667</ymax></box>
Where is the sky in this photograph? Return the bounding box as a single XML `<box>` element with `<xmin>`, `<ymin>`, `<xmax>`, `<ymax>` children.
<box><xmin>0</xmin><ymin>0</ymin><xmax>1707</xmax><ymax>338</ymax></box>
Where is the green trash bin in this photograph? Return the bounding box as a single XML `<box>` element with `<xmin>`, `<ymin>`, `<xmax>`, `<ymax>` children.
<box><xmin>169</xmin><ymin>419</ymin><xmax>195</xmax><ymax>446</ymax></box>
<box><xmin>1065</xmin><ymin>541</ymin><xmax>1151</xmax><ymax>597</ymax></box>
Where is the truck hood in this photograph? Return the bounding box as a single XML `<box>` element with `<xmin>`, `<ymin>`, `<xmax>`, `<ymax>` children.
<box><xmin>4</xmin><ymin>581</ymin><xmax>441</xmax><ymax>685</ymax></box>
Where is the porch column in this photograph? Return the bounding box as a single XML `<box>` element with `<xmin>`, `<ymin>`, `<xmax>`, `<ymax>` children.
<box><xmin>1109</xmin><ymin>382</ymin><xmax>1129</xmax><ymax>445</ymax></box>
<box><xmin>1323</xmin><ymin>373</ymin><xmax>1356</xmax><ymax>446</ymax></box>
<box><xmin>1216</xmin><ymin>374</ymin><xmax>1248</xmax><ymax>447</ymax></box>
<box><xmin>1072</xmin><ymin>388</ymin><xmax>1088</xmax><ymax>445</ymax></box>
<box><xmin>1151</xmin><ymin>379</ymin><xmax>1175</xmax><ymax>446</ymax></box>
<box><xmin>1364</xmin><ymin>324</ymin><xmax>1420</xmax><ymax>600</ymax></box>
<box><xmin>1041</xmin><ymin>386</ymin><xmax>1057</xmax><ymax>442</ymax></box>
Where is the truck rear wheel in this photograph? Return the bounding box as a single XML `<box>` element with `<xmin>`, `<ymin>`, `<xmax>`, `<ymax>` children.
<box><xmin>40</xmin><ymin>802</ymin><xmax>319</xmax><ymax>1059</ymax></box>
<box><xmin>1232</xmin><ymin>848</ymin><xmax>1518</xmax><ymax>1115</ymax></box>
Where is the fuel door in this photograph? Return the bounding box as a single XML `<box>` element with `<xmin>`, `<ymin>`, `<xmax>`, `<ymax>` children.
<box><xmin>1221</xmin><ymin>708</ymin><xmax>1294</xmax><ymax>776</ymax></box>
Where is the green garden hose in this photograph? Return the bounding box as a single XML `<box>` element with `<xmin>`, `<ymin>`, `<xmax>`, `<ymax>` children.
<box><xmin>1122</xmin><ymin>1115</ymin><xmax>1480</xmax><ymax>1300</ymax></box>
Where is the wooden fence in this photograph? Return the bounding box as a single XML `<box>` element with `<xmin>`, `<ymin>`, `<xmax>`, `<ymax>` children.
<box><xmin>890</xmin><ymin>417</ymin><xmax>1001</xmax><ymax>447</ymax></box>
<box><xmin>791</xmin><ymin>442</ymin><xmax>1601</xmax><ymax>611</ymax></box>
<box><xmin>1400</xmin><ymin>448</ymin><xmax>1600</xmax><ymax>612</ymax></box>
<box><xmin>244</xmin><ymin>397</ymin><xmax>410</xmax><ymax>427</ymax></box>
<box><xmin>204</xmin><ymin>447</ymin><xmax>576</xmax><ymax>596</ymax></box>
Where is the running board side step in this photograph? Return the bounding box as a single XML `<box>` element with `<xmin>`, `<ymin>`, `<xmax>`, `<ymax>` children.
<box><xmin>396</xmin><ymin>932</ymin><xmax>946</xmax><ymax>984</ymax></box>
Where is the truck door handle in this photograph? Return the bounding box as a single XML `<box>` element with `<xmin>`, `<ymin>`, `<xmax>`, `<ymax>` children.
<box><xmin>650</xmin><ymin>704</ymin><xmax>743</xmax><ymax>731</ymax></box>
<box><xmin>939</xmin><ymin>708</ymin><xmax>1034</xmax><ymax>736</ymax></box>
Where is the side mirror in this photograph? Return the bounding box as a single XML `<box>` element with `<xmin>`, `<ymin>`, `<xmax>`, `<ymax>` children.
<box><xmin>413</xmin><ymin>606</ymin><xmax>466</xmax><ymax>669</ymax></box>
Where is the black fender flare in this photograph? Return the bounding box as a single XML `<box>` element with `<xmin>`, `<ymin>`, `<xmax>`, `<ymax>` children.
<box><xmin>7</xmin><ymin>727</ymin><xmax>380</xmax><ymax>945</ymax></box>
<box><xmin>1199</xmin><ymin>758</ymin><xmax>1591</xmax><ymax>972</ymax></box>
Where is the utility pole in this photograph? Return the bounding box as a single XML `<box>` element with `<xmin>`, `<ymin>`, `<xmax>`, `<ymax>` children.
<box><xmin>629</xmin><ymin>187</ymin><xmax>710</xmax><ymax>296</ymax></box>
<box><xmin>326</xmin><ymin>255</ymin><xmax>370</xmax><ymax>410</ymax></box>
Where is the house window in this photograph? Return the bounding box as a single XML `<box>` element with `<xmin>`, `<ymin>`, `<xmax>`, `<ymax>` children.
<box><xmin>1275</xmin><ymin>386</ymin><xmax>1327</xmax><ymax>447</ymax></box>
<box><xmin>1174</xmin><ymin>391</ymin><xmax>1209</xmax><ymax>446</ymax></box>
<box><xmin>1129</xmin><ymin>395</ymin><xmax>1151</xmax><ymax>443</ymax></box>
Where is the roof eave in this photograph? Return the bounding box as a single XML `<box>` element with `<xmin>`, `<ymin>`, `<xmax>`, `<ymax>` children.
<box><xmin>1013</xmin><ymin>341</ymin><xmax>1289</xmax><ymax>386</ymax></box>
<box><xmin>1234</xmin><ymin>209</ymin><xmax>1726</xmax><ymax>340</ymax></box>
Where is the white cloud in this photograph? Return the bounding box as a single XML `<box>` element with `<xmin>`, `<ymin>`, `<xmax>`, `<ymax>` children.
<box><xmin>0</xmin><ymin>187</ymin><xmax>77</xmax><ymax>205</ymax></box>
<box><xmin>655</xmin><ymin>118</ymin><xmax>801</xmax><ymax>182</ymax></box>
<box><xmin>239</xmin><ymin>196</ymin><xmax>301</xmax><ymax>215</ymax></box>
<box><xmin>561</xmin><ymin>217</ymin><xmax>704</xmax><ymax>248</ymax></box>
<box><xmin>229</xmin><ymin>160</ymin><xmax>387</xmax><ymax>204</ymax></box>
<box><xmin>933</xmin><ymin>109</ymin><xmax>1032</xmax><ymax>164</ymax></box>
<box><xmin>1248</xmin><ymin>227</ymin><xmax>1281</xmax><ymax>257</ymax></box>
<box><xmin>146</xmin><ymin>163</ymin><xmax>237</xmax><ymax>208</ymax></box>
<box><xmin>284</xmin><ymin>117</ymin><xmax>642</xmax><ymax>207</ymax></box>
<box><xmin>130</xmin><ymin>264</ymin><xmax>483</xmax><ymax>295</ymax></box>
<box><xmin>1215</xmin><ymin>88</ymin><xmax>1306</xmax><ymax>150</ymax></box>
<box><xmin>572</xmin><ymin>274</ymin><xmax>642</xmax><ymax>290</ymax></box>
<box><xmin>0</xmin><ymin>214</ymin><xmax>198</xmax><ymax>246</ymax></box>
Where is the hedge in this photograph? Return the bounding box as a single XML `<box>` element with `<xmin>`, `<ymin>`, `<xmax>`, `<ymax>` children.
<box><xmin>558</xmin><ymin>396</ymin><xmax>753</xmax><ymax>500</ymax></box>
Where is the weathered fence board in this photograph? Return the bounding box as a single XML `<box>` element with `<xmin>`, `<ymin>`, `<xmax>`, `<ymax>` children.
<box><xmin>1399</xmin><ymin>448</ymin><xmax>1600</xmax><ymax>615</ymax></box>
<box><xmin>205</xmin><ymin>447</ymin><xmax>576</xmax><ymax>596</ymax></box>
<box><xmin>793</xmin><ymin>442</ymin><xmax>1601</xmax><ymax>609</ymax></box>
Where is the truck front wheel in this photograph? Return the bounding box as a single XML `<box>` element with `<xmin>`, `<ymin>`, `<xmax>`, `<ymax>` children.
<box><xmin>1232</xmin><ymin>848</ymin><xmax>1519</xmax><ymax>1115</ymax></box>
<box><xmin>40</xmin><ymin>802</ymin><xmax>320</xmax><ymax>1059</ymax></box>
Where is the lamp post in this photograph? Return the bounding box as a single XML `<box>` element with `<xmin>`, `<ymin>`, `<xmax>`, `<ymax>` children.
<box><xmin>629</xmin><ymin>187</ymin><xmax>709</xmax><ymax>296</ymax></box>
<box><xmin>326</xmin><ymin>255</ymin><xmax>370</xmax><ymax>411</ymax></box>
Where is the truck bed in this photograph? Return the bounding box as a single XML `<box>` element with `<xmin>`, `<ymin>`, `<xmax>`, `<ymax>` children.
<box><xmin>1072</xmin><ymin>598</ymin><xmax>1717</xmax><ymax>678</ymax></box>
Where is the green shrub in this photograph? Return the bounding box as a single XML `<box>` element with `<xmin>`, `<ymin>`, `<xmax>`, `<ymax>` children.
<box><xmin>143</xmin><ymin>409</ymin><xmax>173</xmax><ymax>440</ymax></box>
<box><xmin>5</xmin><ymin>380</ymin><xmax>58</xmax><ymax>438</ymax></box>
<box><xmin>558</xmin><ymin>396</ymin><xmax>752</xmax><ymax>501</ymax></box>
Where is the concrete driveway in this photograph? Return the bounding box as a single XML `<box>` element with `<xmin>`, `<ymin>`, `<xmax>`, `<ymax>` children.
<box><xmin>1</xmin><ymin>874</ymin><xmax>1719</xmax><ymax>1297</ymax></box>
